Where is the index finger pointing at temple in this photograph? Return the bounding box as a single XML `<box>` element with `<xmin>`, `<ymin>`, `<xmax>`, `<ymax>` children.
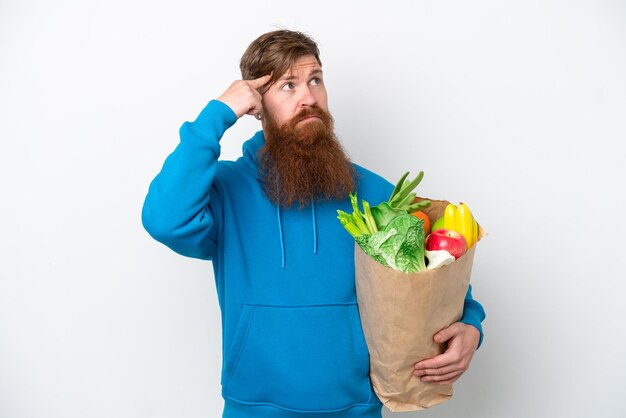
<box><xmin>248</xmin><ymin>74</ymin><xmax>272</xmax><ymax>89</ymax></box>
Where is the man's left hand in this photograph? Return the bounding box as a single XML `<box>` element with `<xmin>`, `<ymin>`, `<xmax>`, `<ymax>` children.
<box><xmin>413</xmin><ymin>322</ymin><xmax>480</xmax><ymax>385</ymax></box>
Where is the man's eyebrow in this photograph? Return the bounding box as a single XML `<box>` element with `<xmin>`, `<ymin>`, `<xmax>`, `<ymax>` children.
<box><xmin>279</xmin><ymin>68</ymin><xmax>323</xmax><ymax>81</ymax></box>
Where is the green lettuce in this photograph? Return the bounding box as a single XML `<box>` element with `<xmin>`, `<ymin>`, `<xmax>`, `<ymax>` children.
<box><xmin>337</xmin><ymin>171</ymin><xmax>430</xmax><ymax>273</ymax></box>
<box><xmin>355</xmin><ymin>213</ymin><xmax>426</xmax><ymax>273</ymax></box>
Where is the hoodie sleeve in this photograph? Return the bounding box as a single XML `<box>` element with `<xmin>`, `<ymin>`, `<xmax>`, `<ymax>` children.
<box><xmin>460</xmin><ymin>284</ymin><xmax>486</xmax><ymax>349</ymax></box>
<box><xmin>141</xmin><ymin>100</ymin><xmax>238</xmax><ymax>260</ymax></box>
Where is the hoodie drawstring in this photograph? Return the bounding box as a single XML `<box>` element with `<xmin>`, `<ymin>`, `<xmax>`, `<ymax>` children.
<box><xmin>311</xmin><ymin>201</ymin><xmax>318</xmax><ymax>255</ymax></box>
<box><xmin>277</xmin><ymin>205</ymin><xmax>286</xmax><ymax>269</ymax></box>
<box><xmin>275</xmin><ymin>200</ymin><xmax>319</xmax><ymax>269</ymax></box>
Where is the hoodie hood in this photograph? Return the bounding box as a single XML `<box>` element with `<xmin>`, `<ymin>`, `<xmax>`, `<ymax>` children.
<box><xmin>241</xmin><ymin>130</ymin><xmax>266</xmax><ymax>180</ymax></box>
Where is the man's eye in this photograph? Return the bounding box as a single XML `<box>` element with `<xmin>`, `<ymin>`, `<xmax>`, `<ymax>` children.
<box><xmin>310</xmin><ymin>77</ymin><xmax>322</xmax><ymax>86</ymax></box>
<box><xmin>281</xmin><ymin>82</ymin><xmax>295</xmax><ymax>91</ymax></box>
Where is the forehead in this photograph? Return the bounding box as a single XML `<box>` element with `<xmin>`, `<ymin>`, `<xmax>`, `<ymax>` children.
<box><xmin>278</xmin><ymin>55</ymin><xmax>321</xmax><ymax>79</ymax></box>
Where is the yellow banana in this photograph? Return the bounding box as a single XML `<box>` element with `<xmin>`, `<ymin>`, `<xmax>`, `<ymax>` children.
<box><xmin>472</xmin><ymin>218</ymin><xmax>478</xmax><ymax>247</ymax></box>
<box><xmin>455</xmin><ymin>202</ymin><xmax>474</xmax><ymax>248</ymax></box>
<box><xmin>443</xmin><ymin>203</ymin><xmax>457</xmax><ymax>231</ymax></box>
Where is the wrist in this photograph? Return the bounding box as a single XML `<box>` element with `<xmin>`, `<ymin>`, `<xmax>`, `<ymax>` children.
<box><xmin>188</xmin><ymin>100</ymin><xmax>238</xmax><ymax>139</ymax></box>
<box><xmin>463</xmin><ymin>323</ymin><xmax>481</xmax><ymax>349</ymax></box>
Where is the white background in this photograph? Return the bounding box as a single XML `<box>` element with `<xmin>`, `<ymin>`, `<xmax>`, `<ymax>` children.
<box><xmin>1</xmin><ymin>1</ymin><xmax>625</xmax><ymax>417</ymax></box>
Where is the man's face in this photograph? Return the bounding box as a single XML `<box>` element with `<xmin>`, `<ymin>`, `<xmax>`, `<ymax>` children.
<box><xmin>261</xmin><ymin>55</ymin><xmax>328</xmax><ymax>130</ymax></box>
<box><xmin>256</xmin><ymin>55</ymin><xmax>355</xmax><ymax>209</ymax></box>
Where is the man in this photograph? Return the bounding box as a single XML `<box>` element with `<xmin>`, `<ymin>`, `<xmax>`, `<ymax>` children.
<box><xmin>142</xmin><ymin>30</ymin><xmax>485</xmax><ymax>418</ymax></box>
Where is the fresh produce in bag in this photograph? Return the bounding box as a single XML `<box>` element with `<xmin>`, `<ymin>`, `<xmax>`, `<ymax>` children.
<box><xmin>337</xmin><ymin>172</ymin><xmax>486</xmax><ymax>411</ymax></box>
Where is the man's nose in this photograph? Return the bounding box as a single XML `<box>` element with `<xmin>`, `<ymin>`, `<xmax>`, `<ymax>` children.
<box><xmin>298</xmin><ymin>86</ymin><xmax>317</xmax><ymax>107</ymax></box>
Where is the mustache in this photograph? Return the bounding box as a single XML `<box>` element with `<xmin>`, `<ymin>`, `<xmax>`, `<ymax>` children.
<box><xmin>288</xmin><ymin>106</ymin><xmax>332</xmax><ymax>127</ymax></box>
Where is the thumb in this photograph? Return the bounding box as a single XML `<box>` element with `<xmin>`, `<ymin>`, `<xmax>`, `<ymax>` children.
<box><xmin>434</xmin><ymin>324</ymin><xmax>459</xmax><ymax>343</ymax></box>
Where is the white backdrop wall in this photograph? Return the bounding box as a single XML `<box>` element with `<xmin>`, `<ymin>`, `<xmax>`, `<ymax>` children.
<box><xmin>1</xmin><ymin>1</ymin><xmax>625</xmax><ymax>417</ymax></box>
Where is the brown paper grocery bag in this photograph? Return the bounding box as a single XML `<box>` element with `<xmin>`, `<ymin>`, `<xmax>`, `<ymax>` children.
<box><xmin>354</xmin><ymin>197</ymin><xmax>486</xmax><ymax>412</ymax></box>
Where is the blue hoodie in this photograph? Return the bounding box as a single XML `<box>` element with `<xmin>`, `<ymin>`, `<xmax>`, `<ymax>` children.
<box><xmin>142</xmin><ymin>99</ymin><xmax>485</xmax><ymax>418</ymax></box>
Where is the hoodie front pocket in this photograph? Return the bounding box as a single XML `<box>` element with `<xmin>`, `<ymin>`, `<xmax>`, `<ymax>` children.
<box><xmin>222</xmin><ymin>303</ymin><xmax>374</xmax><ymax>412</ymax></box>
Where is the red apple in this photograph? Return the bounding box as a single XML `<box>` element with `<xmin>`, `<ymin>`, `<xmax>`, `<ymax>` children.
<box><xmin>425</xmin><ymin>228</ymin><xmax>467</xmax><ymax>259</ymax></box>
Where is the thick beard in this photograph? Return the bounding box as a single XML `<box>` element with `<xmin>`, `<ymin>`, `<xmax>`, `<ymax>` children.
<box><xmin>258</xmin><ymin>107</ymin><xmax>356</xmax><ymax>209</ymax></box>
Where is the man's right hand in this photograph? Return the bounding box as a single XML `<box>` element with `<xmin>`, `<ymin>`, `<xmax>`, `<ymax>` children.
<box><xmin>216</xmin><ymin>75</ymin><xmax>272</xmax><ymax>119</ymax></box>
